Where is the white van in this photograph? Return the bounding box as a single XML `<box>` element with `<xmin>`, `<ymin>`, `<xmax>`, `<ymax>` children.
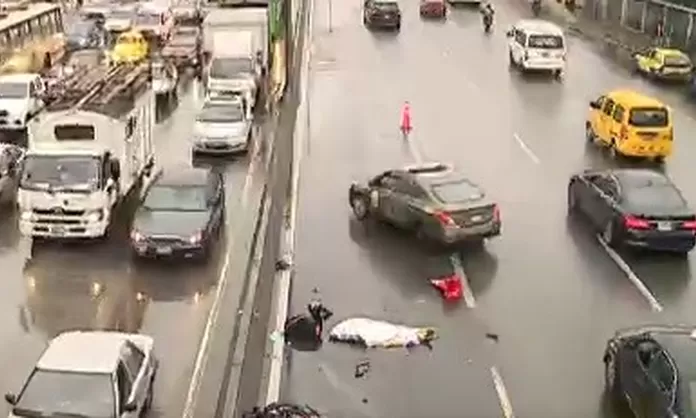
<box><xmin>507</xmin><ymin>19</ymin><xmax>566</xmax><ymax>77</ymax></box>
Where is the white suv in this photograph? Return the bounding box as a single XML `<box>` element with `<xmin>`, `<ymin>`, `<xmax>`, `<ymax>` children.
<box><xmin>507</xmin><ymin>19</ymin><xmax>566</xmax><ymax>77</ymax></box>
<box><xmin>0</xmin><ymin>73</ymin><xmax>45</xmax><ymax>132</ymax></box>
<box><xmin>5</xmin><ymin>331</ymin><xmax>158</xmax><ymax>418</ymax></box>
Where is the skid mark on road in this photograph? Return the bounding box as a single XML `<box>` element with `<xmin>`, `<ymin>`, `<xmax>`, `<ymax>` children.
<box><xmin>596</xmin><ymin>236</ymin><xmax>663</xmax><ymax>312</ymax></box>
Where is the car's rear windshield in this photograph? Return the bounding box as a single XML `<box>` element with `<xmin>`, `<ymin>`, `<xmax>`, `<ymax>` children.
<box><xmin>622</xmin><ymin>176</ymin><xmax>687</xmax><ymax>214</ymax></box>
<box><xmin>375</xmin><ymin>2</ymin><xmax>399</xmax><ymax>11</ymax></box>
<box><xmin>430</xmin><ymin>180</ymin><xmax>484</xmax><ymax>203</ymax></box>
<box><xmin>664</xmin><ymin>54</ymin><xmax>691</xmax><ymax>67</ymax></box>
<box><xmin>628</xmin><ymin>107</ymin><xmax>669</xmax><ymax>127</ymax></box>
<box><xmin>528</xmin><ymin>34</ymin><xmax>564</xmax><ymax>49</ymax></box>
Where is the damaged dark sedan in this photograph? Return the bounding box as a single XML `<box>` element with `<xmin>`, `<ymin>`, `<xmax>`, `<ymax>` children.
<box><xmin>349</xmin><ymin>162</ymin><xmax>501</xmax><ymax>246</ymax></box>
<box><xmin>130</xmin><ymin>167</ymin><xmax>224</xmax><ymax>260</ymax></box>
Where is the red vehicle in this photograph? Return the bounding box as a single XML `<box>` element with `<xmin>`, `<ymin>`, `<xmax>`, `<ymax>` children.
<box><xmin>420</xmin><ymin>0</ymin><xmax>446</xmax><ymax>18</ymax></box>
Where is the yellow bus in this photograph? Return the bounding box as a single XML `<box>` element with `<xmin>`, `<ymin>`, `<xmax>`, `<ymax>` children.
<box><xmin>0</xmin><ymin>3</ymin><xmax>65</xmax><ymax>74</ymax></box>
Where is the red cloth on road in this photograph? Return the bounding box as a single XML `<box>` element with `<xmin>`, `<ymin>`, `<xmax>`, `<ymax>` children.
<box><xmin>430</xmin><ymin>275</ymin><xmax>463</xmax><ymax>301</ymax></box>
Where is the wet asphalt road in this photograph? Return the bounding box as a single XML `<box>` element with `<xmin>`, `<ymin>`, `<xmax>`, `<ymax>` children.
<box><xmin>282</xmin><ymin>0</ymin><xmax>696</xmax><ymax>417</ymax></box>
<box><xmin>0</xmin><ymin>79</ymin><xmax>268</xmax><ymax>417</ymax></box>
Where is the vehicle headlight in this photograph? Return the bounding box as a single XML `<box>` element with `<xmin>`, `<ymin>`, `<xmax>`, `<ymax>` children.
<box><xmin>20</xmin><ymin>211</ymin><xmax>35</xmax><ymax>221</ymax></box>
<box><xmin>86</xmin><ymin>209</ymin><xmax>103</xmax><ymax>223</ymax></box>
<box><xmin>131</xmin><ymin>230</ymin><xmax>145</xmax><ymax>243</ymax></box>
<box><xmin>188</xmin><ymin>231</ymin><xmax>202</xmax><ymax>244</ymax></box>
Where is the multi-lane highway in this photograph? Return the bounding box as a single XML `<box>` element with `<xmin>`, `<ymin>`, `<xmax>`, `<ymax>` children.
<box><xmin>0</xmin><ymin>79</ymin><xmax>268</xmax><ymax>417</ymax></box>
<box><xmin>281</xmin><ymin>0</ymin><xmax>696</xmax><ymax>417</ymax></box>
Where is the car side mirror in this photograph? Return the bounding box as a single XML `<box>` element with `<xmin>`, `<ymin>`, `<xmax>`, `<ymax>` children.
<box><xmin>123</xmin><ymin>401</ymin><xmax>137</xmax><ymax>412</ymax></box>
<box><xmin>5</xmin><ymin>393</ymin><xmax>17</xmax><ymax>405</ymax></box>
<box><xmin>589</xmin><ymin>101</ymin><xmax>600</xmax><ymax>109</ymax></box>
<box><xmin>506</xmin><ymin>30</ymin><xmax>513</xmax><ymax>37</ymax></box>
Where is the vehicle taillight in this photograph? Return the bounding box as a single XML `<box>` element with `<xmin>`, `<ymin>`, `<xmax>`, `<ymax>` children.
<box><xmin>682</xmin><ymin>220</ymin><xmax>696</xmax><ymax>230</ymax></box>
<box><xmin>493</xmin><ymin>205</ymin><xmax>500</xmax><ymax>223</ymax></box>
<box><xmin>434</xmin><ymin>210</ymin><xmax>456</xmax><ymax>227</ymax></box>
<box><xmin>620</xmin><ymin>126</ymin><xmax>628</xmax><ymax>140</ymax></box>
<box><xmin>624</xmin><ymin>215</ymin><xmax>650</xmax><ymax>230</ymax></box>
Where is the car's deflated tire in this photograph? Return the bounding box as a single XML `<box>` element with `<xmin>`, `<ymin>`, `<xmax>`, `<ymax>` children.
<box><xmin>351</xmin><ymin>195</ymin><xmax>370</xmax><ymax>220</ymax></box>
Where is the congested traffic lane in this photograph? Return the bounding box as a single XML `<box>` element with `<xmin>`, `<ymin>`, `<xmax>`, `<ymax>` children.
<box><xmin>0</xmin><ymin>80</ymin><xmax>266</xmax><ymax>417</ymax></box>
<box><xmin>282</xmin><ymin>0</ymin><xmax>696</xmax><ymax>417</ymax></box>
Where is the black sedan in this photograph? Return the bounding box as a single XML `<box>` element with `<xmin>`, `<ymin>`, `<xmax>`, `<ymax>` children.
<box><xmin>65</xmin><ymin>20</ymin><xmax>106</xmax><ymax>52</ymax></box>
<box><xmin>130</xmin><ymin>167</ymin><xmax>224</xmax><ymax>260</ymax></box>
<box><xmin>567</xmin><ymin>168</ymin><xmax>696</xmax><ymax>253</ymax></box>
<box><xmin>603</xmin><ymin>325</ymin><xmax>696</xmax><ymax>417</ymax></box>
<box><xmin>363</xmin><ymin>0</ymin><xmax>401</xmax><ymax>31</ymax></box>
<box><xmin>349</xmin><ymin>162</ymin><xmax>501</xmax><ymax>245</ymax></box>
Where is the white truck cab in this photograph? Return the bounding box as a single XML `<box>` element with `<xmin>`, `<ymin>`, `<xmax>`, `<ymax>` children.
<box><xmin>18</xmin><ymin>64</ymin><xmax>155</xmax><ymax>240</ymax></box>
<box><xmin>507</xmin><ymin>19</ymin><xmax>566</xmax><ymax>76</ymax></box>
<box><xmin>205</xmin><ymin>31</ymin><xmax>260</xmax><ymax>109</ymax></box>
<box><xmin>0</xmin><ymin>73</ymin><xmax>45</xmax><ymax>132</ymax></box>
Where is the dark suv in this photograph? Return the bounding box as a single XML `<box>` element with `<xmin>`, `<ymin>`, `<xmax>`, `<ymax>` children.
<box><xmin>363</xmin><ymin>0</ymin><xmax>401</xmax><ymax>31</ymax></box>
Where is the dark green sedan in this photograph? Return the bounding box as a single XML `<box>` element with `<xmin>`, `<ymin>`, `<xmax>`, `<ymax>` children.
<box><xmin>348</xmin><ymin>162</ymin><xmax>501</xmax><ymax>245</ymax></box>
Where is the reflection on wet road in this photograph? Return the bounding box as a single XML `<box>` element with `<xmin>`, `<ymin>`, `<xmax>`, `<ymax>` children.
<box><xmin>0</xmin><ymin>79</ymin><xmax>267</xmax><ymax>417</ymax></box>
<box><xmin>282</xmin><ymin>0</ymin><xmax>696</xmax><ymax>417</ymax></box>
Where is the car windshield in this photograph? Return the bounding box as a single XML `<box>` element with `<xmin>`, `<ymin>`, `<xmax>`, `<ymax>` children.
<box><xmin>68</xmin><ymin>22</ymin><xmax>92</xmax><ymax>37</ymax></box>
<box><xmin>430</xmin><ymin>179</ymin><xmax>484</xmax><ymax>203</ymax></box>
<box><xmin>209</xmin><ymin>57</ymin><xmax>253</xmax><ymax>79</ymax></box>
<box><xmin>135</xmin><ymin>13</ymin><xmax>160</xmax><ymax>25</ymax></box>
<box><xmin>528</xmin><ymin>34</ymin><xmax>564</xmax><ymax>49</ymax></box>
<box><xmin>0</xmin><ymin>81</ymin><xmax>28</xmax><ymax>99</ymax></box>
<box><xmin>109</xmin><ymin>9</ymin><xmax>133</xmax><ymax>20</ymax></box>
<box><xmin>13</xmin><ymin>369</ymin><xmax>114</xmax><ymax>418</ymax></box>
<box><xmin>143</xmin><ymin>185</ymin><xmax>208</xmax><ymax>211</ymax></box>
<box><xmin>375</xmin><ymin>2</ymin><xmax>398</xmax><ymax>10</ymax></box>
<box><xmin>664</xmin><ymin>54</ymin><xmax>691</xmax><ymax>67</ymax></box>
<box><xmin>628</xmin><ymin>107</ymin><xmax>669</xmax><ymax>127</ymax></box>
<box><xmin>20</xmin><ymin>155</ymin><xmax>100</xmax><ymax>192</ymax></box>
<box><xmin>621</xmin><ymin>175</ymin><xmax>687</xmax><ymax>214</ymax></box>
<box><xmin>198</xmin><ymin>103</ymin><xmax>244</xmax><ymax>123</ymax></box>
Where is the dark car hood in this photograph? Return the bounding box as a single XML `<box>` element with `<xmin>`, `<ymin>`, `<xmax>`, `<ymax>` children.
<box><xmin>133</xmin><ymin>210</ymin><xmax>210</xmax><ymax>237</ymax></box>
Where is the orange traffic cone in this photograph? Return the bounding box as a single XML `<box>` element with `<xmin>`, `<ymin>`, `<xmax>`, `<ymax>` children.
<box><xmin>400</xmin><ymin>101</ymin><xmax>412</xmax><ymax>134</ymax></box>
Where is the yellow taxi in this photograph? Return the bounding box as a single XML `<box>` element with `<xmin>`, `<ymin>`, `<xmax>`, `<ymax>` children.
<box><xmin>633</xmin><ymin>47</ymin><xmax>693</xmax><ymax>82</ymax></box>
<box><xmin>586</xmin><ymin>90</ymin><xmax>673</xmax><ymax>162</ymax></box>
<box><xmin>110</xmin><ymin>30</ymin><xmax>149</xmax><ymax>64</ymax></box>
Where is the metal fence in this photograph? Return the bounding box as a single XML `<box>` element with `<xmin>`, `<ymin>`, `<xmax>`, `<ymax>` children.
<box><xmin>584</xmin><ymin>0</ymin><xmax>696</xmax><ymax>53</ymax></box>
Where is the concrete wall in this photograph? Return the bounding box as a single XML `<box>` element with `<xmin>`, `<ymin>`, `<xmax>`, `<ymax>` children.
<box><xmin>585</xmin><ymin>0</ymin><xmax>696</xmax><ymax>52</ymax></box>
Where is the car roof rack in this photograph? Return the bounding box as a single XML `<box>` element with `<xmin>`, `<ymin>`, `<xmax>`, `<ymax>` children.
<box><xmin>403</xmin><ymin>162</ymin><xmax>452</xmax><ymax>174</ymax></box>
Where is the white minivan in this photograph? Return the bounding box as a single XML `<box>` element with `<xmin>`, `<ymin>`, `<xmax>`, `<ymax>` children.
<box><xmin>507</xmin><ymin>19</ymin><xmax>566</xmax><ymax>77</ymax></box>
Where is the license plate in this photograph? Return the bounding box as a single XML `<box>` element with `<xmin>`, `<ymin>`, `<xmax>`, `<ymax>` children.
<box><xmin>51</xmin><ymin>226</ymin><xmax>66</xmax><ymax>235</ymax></box>
<box><xmin>542</xmin><ymin>52</ymin><xmax>549</xmax><ymax>57</ymax></box>
<box><xmin>156</xmin><ymin>246</ymin><xmax>173</xmax><ymax>255</ymax></box>
<box><xmin>471</xmin><ymin>215</ymin><xmax>483</xmax><ymax>222</ymax></box>
<box><xmin>657</xmin><ymin>221</ymin><xmax>673</xmax><ymax>231</ymax></box>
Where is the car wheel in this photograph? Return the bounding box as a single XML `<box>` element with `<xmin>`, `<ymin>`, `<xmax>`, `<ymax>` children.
<box><xmin>363</xmin><ymin>15</ymin><xmax>368</xmax><ymax>25</ymax></box>
<box><xmin>508</xmin><ymin>50</ymin><xmax>515</xmax><ymax>67</ymax></box>
<box><xmin>654</xmin><ymin>155</ymin><xmax>665</xmax><ymax>164</ymax></box>
<box><xmin>604</xmin><ymin>352</ymin><xmax>618</xmax><ymax>395</ymax></box>
<box><xmin>602</xmin><ymin>220</ymin><xmax>617</xmax><ymax>247</ymax></box>
<box><xmin>350</xmin><ymin>194</ymin><xmax>370</xmax><ymax>220</ymax></box>
<box><xmin>609</xmin><ymin>141</ymin><xmax>619</xmax><ymax>159</ymax></box>
<box><xmin>567</xmin><ymin>184</ymin><xmax>578</xmax><ymax>215</ymax></box>
<box><xmin>396</xmin><ymin>23</ymin><xmax>401</xmax><ymax>31</ymax></box>
<box><xmin>585</xmin><ymin>122</ymin><xmax>595</xmax><ymax>143</ymax></box>
<box><xmin>143</xmin><ymin>385</ymin><xmax>154</xmax><ymax>413</ymax></box>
